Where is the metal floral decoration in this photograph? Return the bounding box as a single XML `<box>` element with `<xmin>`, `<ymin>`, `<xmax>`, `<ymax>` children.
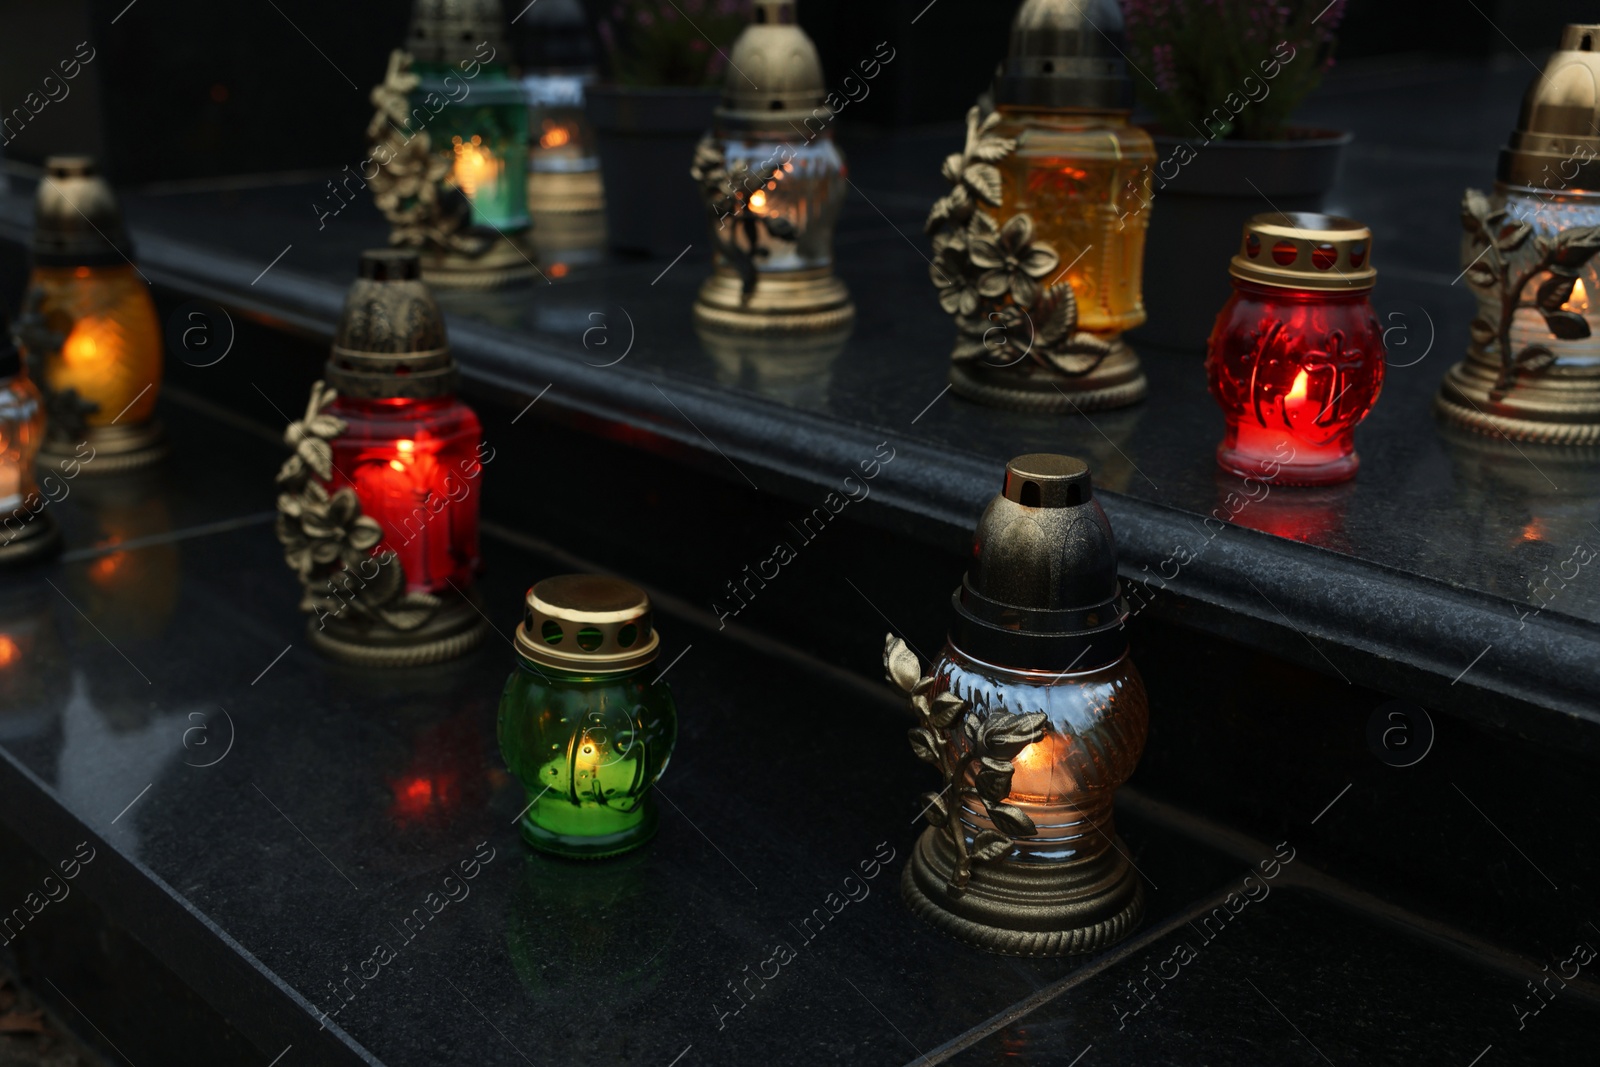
<box><xmin>691</xmin><ymin>138</ymin><xmax>798</xmax><ymax>298</ymax></box>
<box><xmin>274</xmin><ymin>381</ymin><xmax>445</xmax><ymax>632</ymax></box>
<box><xmin>927</xmin><ymin>107</ymin><xmax>1114</xmax><ymax>376</ymax></box>
<box><xmin>367</xmin><ymin>51</ymin><xmax>489</xmax><ymax>262</ymax></box>
<box><xmin>885</xmin><ymin>634</ymin><xmax>1047</xmax><ymax>892</ymax></box>
<box><xmin>1460</xmin><ymin>189</ymin><xmax>1600</xmax><ymax>396</ymax></box>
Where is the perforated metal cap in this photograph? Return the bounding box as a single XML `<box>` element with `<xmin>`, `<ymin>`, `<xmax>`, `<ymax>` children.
<box><xmin>515</xmin><ymin>575</ymin><xmax>661</xmax><ymax>673</ymax></box>
<box><xmin>407</xmin><ymin>0</ymin><xmax>508</xmax><ymax>66</ymax></box>
<box><xmin>950</xmin><ymin>454</ymin><xmax>1129</xmax><ymax>672</ymax></box>
<box><xmin>1228</xmin><ymin>212</ymin><xmax>1376</xmax><ymax>292</ymax></box>
<box><xmin>1499</xmin><ymin>24</ymin><xmax>1600</xmax><ymax>190</ymax></box>
<box><xmin>32</xmin><ymin>156</ymin><xmax>135</xmax><ymax>267</ymax></box>
<box><xmin>718</xmin><ymin>0</ymin><xmax>828</xmax><ymax>124</ymax></box>
<box><xmin>993</xmin><ymin>0</ymin><xmax>1134</xmax><ymax>111</ymax></box>
<box><xmin>326</xmin><ymin>250</ymin><xmax>457</xmax><ymax>399</ymax></box>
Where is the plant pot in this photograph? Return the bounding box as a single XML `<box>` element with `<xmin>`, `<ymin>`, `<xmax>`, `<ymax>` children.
<box><xmin>586</xmin><ymin>85</ymin><xmax>720</xmax><ymax>258</ymax></box>
<box><xmin>1130</xmin><ymin>127</ymin><xmax>1352</xmax><ymax>352</ymax></box>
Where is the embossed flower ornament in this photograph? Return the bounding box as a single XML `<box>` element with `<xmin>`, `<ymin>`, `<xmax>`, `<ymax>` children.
<box><xmin>277</xmin><ymin>381</ymin><xmax>344</xmax><ymax>487</ymax></box>
<box><xmin>278</xmin><ymin>481</ymin><xmax>382</xmax><ymax>577</ymax></box>
<box><xmin>924</xmin><ymin>106</ymin><xmax>1115</xmax><ymax>378</ymax></box>
<box><xmin>971</xmin><ymin>214</ymin><xmax>1058</xmax><ymax>307</ymax></box>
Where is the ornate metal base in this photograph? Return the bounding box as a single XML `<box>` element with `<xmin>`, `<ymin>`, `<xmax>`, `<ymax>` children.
<box><xmin>41</xmin><ymin>420</ymin><xmax>168</xmax><ymax>476</ymax></box>
<box><xmin>1436</xmin><ymin>357</ymin><xmax>1600</xmax><ymax>445</ymax></box>
<box><xmin>528</xmin><ymin>169</ymin><xmax>605</xmax><ymax>216</ymax></box>
<box><xmin>693</xmin><ymin>267</ymin><xmax>855</xmax><ymax>333</ymax></box>
<box><xmin>420</xmin><ymin>232</ymin><xmax>541</xmax><ymax>290</ymax></box>
<box><xmin>902</xmin><ymin>825</ymin><xmax>1144</xmax><ymax>957</ymax></box>
<box><xmin>949</xmin><ymin>339</ymin><xmax>1147</xmax><ymax>413</ymax></box>
<box><xmin>308</xmin><ymin>583</ymin><xmax>491</xmax><ymax>667</ymax></box>
<box><xmin>0</xmin><ymin>506</ymin><xmax>62</xmax><ymax>567</ymax></box>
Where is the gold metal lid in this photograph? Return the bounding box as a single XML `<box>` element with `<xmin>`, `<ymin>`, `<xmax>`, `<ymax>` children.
<box><xmin>993</xmin><ymin>0</ymin><xmax>1134</xmax><ymax>111</ymax></box>
<box><xmin>514</xmin><ymin>574</ymin><xmax>661</xmax><ymax>674</ymax></box>
<box><xmin>407</xmin><ymin>0</ymin><xmax>508</xmax><ymax>67</ymax></box>
<box><xmin>326</xmin><ymin>250</ymin><xmax>458</xmax><ymax>400</ymax></box>
<box><xmin>1228</xmin><ymin>212</ymin><xmax>1376</xmax><ymax>292</ymax></box>
<box><xmin>1499</xmin><ymin>24</ymin><xmax>1600</xmax><ymax>191</ymax></box>
<box><xmin>717</xmin><ymin>0</ymin><xmax>828</xmax><ymax>125</ymax></box>
<box><xmin>32</xmin><ymin>156</ymin><xmax>135</xmax><ymax>267</ymax></box>
<box><xmin>951</xmin><ymin>453</ymin><xmax>1129</xmax><ymax>673</ymax></box>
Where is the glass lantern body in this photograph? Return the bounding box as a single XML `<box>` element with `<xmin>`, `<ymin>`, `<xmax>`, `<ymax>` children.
<box><xmin>498</xmin><ymin>659</ymin><xmax>678</xmax><ymax>858</ymax></box>
<box><xmin>1206</xmin><ymin>280</ymin><xmax>1385</xmax><ymax>486</ymax></box>
<box><xmin>1497</xmin><ymin>187</ymin><xmax>1600</xmax><ymax>370</ymax></box>
<box><xmin>932</xmin><ymin>644</ymin><xmax>1147</xmax><ymax>866</ymax></box>
<box><xmin>0</xmin><ymin>372</ymin><xmax>45</xmax><ymax>512</ymax></box>
<box><xmin>411</xmin><ymin>62</ymin><xmax>531</xmax><ymax>231</ymax></box>
<box><xmin>719</xmin><ymin>128</ymin><xmax>847</xmax><ymax>273</ymax></box>
<box><xmin>322</xmin><ymin>394</ymin><xmax>482</xmax><ymax>594</ymax></box>
<box><xmin>990</xmin><ymin>107</ymin><xmax>1156</xmax><ymax>336</ymax></box>
<box><xmin>26</xmin><ymin>264</ymin><xmax>162</xmax><ymax>429</ymax></box>
<box><xmin>523</xmin><ymin>71</ymin><xmax>599</xmax><ymax>174</ymax></box>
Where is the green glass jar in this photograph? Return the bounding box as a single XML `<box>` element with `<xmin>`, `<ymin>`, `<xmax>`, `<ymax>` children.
<box><xmin>498</xmin><ymin>575</ymin><xmax>676</xmax><ymax>858</ymax></box>
<box><xmin>405</xmin><ymin>0</ymin><xmax>532</xmax><ymax>233</ymax></box>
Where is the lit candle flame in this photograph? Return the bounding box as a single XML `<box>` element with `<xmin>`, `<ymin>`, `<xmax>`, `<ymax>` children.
<box><xmin>0</xmin><ymin>635</ymin><xmax>18</xmax><ymax>668</ymax></box>
<box><xmin>1286</xmin><ymin>369</ymin><xmax>1310</xmax><ymax>405</ymax></box>
<box><xmin>748</xmin><ymin>189</ymin><xmax>767</xmax><ymax>213</ymax></box>
<box><xmin>452</xmin><ymin>135</ymin><xmax>500</xmax><ymax>201</ymax></box>
<box><xmin>1564</xmin><ymin>277</ymin><xmax>1590</xmax><ymax>314</ymax></box>
<box><xmin>539</xmin><ymin>121</ymin><xmax>572</xmax><ymax>149</ymax></box>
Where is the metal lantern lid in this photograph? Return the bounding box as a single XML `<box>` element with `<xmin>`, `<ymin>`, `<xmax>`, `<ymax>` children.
<box><xmin>1228</xmin><ymin>212</ymin><xmax>1376</xmax><ymax>292</ymax></box>
<box><xmin>515</xmin><ymin>574</ymin><xmax>661</xmax><ymax>674</ymax></box>
<box><xmin>1499</xmin><ymin>24</ymin><xmax>1600</xmax><ymax>190</ymax></box>
<box><xmin>993</xmin><ymin>0</ymin><xmax>1133</xmax><ymax>111</ymax></box>
<box><xmin>407</xmin><ymin>0</ymin><xmax>509</xmax><ymax>66</ymax></box>
<box><xmin>31</xmin><ymin>156</ymin><xmax>135</xmax><ymax>267</ymax></box>
<box><xmin>511</xmin><ymin>0</ymin><xmax>595</xmax><ymax>71</ymax></box>
<box><xmin>326</xmin><ymin>250</ymin><xmax>457</xmax><ymax>400</ymax></box>
<box><xmin>949</xmin><ymin>454</ymin><xmax>1129</xmax><ymax>673</ymax></box>
<box><xmin>718</xmin><ymin>0</ymin><xmax>827</xmax><ymax>125</ymax></box>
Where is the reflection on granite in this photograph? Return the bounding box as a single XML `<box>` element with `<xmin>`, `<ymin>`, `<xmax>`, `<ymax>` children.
<box><xmin>8</xmin><ymin>59</ymin><xmax>1586</xmax><ymax>649</ymax></box>
<box><xmin>949</xmin><ymin>890</ymin><xmax>1600</xmax><ymax>1065</ymax></box>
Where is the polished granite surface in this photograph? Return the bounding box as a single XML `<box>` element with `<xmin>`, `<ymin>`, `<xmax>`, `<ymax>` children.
<box><xmin>2</xmin><ymin>56</ymin><xmax>1593</xmax><ymax>728</ymax></box>
<box><xmin>2</xmin><ymin>395</ymin><xmax>1598</xmax><ymax>1066</ymax></box>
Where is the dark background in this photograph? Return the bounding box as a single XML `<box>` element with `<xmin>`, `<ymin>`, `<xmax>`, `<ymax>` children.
<box><xmin>0</xmin><ymin>0</ymin><xmax>1592</xmax><ymax>186</ymax></box>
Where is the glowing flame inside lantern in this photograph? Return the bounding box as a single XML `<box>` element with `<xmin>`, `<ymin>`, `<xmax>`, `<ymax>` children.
<box><xmin>1564</xmin><ymin>277</ymin><xmax>1590</xmax><ymax>314</ymax></box>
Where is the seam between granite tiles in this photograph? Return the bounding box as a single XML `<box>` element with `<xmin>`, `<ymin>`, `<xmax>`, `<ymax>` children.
<box><xmin>481</xmin><ymin>519</ymin><xmax>909</xmax><ymax>718</ymax></box>
<box><xmin>1118</xmin><ymin>788</ymin><xmax>1600</xmax><ymax>1009</ymax></box>
<box><xmin>902</xmin><ymin>884</ymin><xmax>1243</xmax><ymax>1067</ymax></box>
<box><xmin>59</xmin><ymin>511</ymin><xmax>278</xmax><ymax>563</ymax></box>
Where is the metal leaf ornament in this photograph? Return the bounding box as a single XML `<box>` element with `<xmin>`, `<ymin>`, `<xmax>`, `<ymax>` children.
<box><xmin>925</xmin><ymin>106</ymin><xmax>1114</xmax><ymax>378</ymax></box>
<box><xmin>691</xmin><ymin>135</ymin><xmax>797</xmax><ymax>299</ymax></box>
<box><xmin>1460</xmin><ymin>188</ymin><xmax>1600</xmax><ymax>395</ymax></box>
<box><xmin>885</xmin><ymin>634</ymin><xmax>1048</xmax><ymax>892</ymax></box>
<box><xmin>273</xmin><ymin>380</ymin><xmax>443</xmax><ymax>633</ymax></box>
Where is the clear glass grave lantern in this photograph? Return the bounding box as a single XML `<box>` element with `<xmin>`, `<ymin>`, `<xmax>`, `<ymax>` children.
<box><xmin>692</xmin><ymin>0</ymin><xmax>852</xmax><ymax>332</ymax></box>
<box><xmin>889</xmin><ymin>454</ymin><xmax>1148</xmax><ymax>956</ymax></box>
<box><xmin>22</xmin><ymin>156</ymin><xmax>165</xmax><ymax>474</ymax></box>
<box><xmin>1206</xmin><ymin>213</ymin><xmax>1385</xmax><ymax>486</ymax></box>
<box><xmin>515</xmin><ymin>0</ymin><xmax>605</xmax><ymax>225</ymax></box>
<box><xmin>274</xmin><ymin>250</ymin><xmax>489</xmax><ymax>666</ymax></box>
<box><xmin>407</xmin><ymin>0</ymin><xmax>532</xmax><ymax>233</ymax></box>
<box><xmin>0</xmin><ymin>325</ymin><xmax>60</xmax><ymax>566</ymax></box>
<box><xmin>499</xmin><ymin>575</ymin><xmax>678</xmax><ymax>858</ymax></box>
<box><xmin>1438</xmin><ymin>22</ymin><xmax>1600</xmax><ymax>444</ymax></box>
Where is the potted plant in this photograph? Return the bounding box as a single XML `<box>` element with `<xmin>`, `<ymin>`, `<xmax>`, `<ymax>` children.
<box><xmin>587</xmin><ymin>0</ymin><xmax>747</xmax><ymax>257</ymax></box>
<box><xmin>1120</xmin><ymin>0</ymin><xmax>1350</xmax><ymax>350</ymax></box>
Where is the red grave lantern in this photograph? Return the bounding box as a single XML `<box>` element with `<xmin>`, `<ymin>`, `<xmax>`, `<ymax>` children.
<box><xmin>1205</xmin><ymin>213</ymin><xmax>1385</xmax><ymax>486</ymax></box>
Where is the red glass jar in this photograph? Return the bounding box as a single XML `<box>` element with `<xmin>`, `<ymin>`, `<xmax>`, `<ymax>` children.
<box><xmin>325</xmin><ymin>394</ymin><xmax>482</xmax><ymax>593</ymax></box>
<box><xmin>1205</xmin><ymin>213</ymin><xmax>1385</xmax><ymax>486</ymax></box>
